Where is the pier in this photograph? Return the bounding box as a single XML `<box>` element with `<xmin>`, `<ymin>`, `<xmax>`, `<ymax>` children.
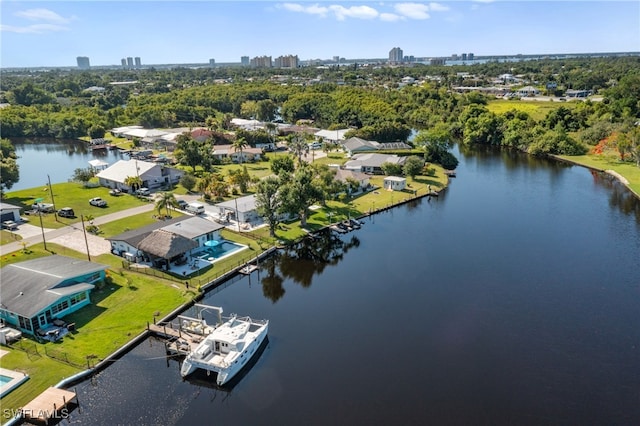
<box><xmin>22</xmin><ymin>387</ymin><xmax>77</xmax><ymax>425</ymax></box>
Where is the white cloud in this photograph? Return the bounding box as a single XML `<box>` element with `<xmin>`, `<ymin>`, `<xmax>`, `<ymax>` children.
<box><xmin>428</xmin><ymin>3</ymin><xmax>450</xmax><ymax>12</ymax></box>
<box><xmin>1</xmin><ymin>24</ymin><xmax>70</xmax><ymax>34</ymax></box>
<box><xmin>329</xmin><ymin>5</ymin><xmax>379</xmax><ymax>20</ymax></box>
<box><xmin>394</xmin><ymin>3</ymin><xmax>430</xmax><ymax>20</ymax></box>
<box><xmin>380</xmin><ymin>13</ymin><xmax>403</xmax><ymax>22</ymax></box>
<box><xmin>279</xmin><ymin>2</ymin><xmax>448</xmax><ymax>22</ymax></box>
<box><xmin>14</xmin><ymin>8</ymin><xmax>73</xmax><ymax>24</ymax></box>
<box><xmin>279</xmin><ymin>3</ymin><xmax>329</xmax><ymax>17</ymax></box>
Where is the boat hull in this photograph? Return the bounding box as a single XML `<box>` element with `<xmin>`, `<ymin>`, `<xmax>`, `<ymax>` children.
<box><xmin>180</xmin><ymin>321</ymin><xmax>268</xmax><ymax>386</ymax></box>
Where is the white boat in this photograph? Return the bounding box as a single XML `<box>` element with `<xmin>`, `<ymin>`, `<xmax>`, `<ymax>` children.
<box><xmin>180</xmin><ymin>307</ymin><xmax>268</xmax><ymax>385</ymax></box>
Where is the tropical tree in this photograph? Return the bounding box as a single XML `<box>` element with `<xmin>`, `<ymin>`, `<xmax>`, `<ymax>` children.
<box><xmin>180</xmin><ymin>174</ymin><xmax>197</xmax><ymax>193</ymax></box>
<box><xmin>232</xmin><ymin>137</ymin><xmax>248</xmax><ymax>164</ymax></box>
<box><xmin>228</xmin><ymin>166</ymin><xmax>251</xmax><ymax>193</ymax></box>
<box><xmin>271</xmin><ymin>155</ymin><xmax>295</xmax><ymax>177</ymax></box>
<box><xmin>0</xmin><ymin>138</ymin><xmax>19</xmax><ymax>192</ymax></box>
<box><xmin>287</xmin><ymin>134</ymin><xmax>310</xmax><ymax>164</ymax></box>
<box><xmin>71</xmin><ymin>167</ymin><xmax>95</xmax><ymax>186</ymax></box>
<box><xmin>403</xmin><ymin>156</ymin><xmax>425</xmax><ymax>180</ymax></box>
<box><xmin>255</xmin><ymin>176</ymin><xmax>282</xmax><ymax>237</ymax></box>
<box><xmin>155</xmin><ymin>192</ymin><xmax>178</xmax><ymax>217</ymax></box>
<box><xmin>175</xmin><ymin>133</ymin><xmax>211</xmax><ymax>173</ymax></box>
<box><xmin>124</xmin><ymin>175</ymin><xmax>143</xmax><ymax>192</ymax></box>
<box><xmin>279</xmin><ymin>164</ymin><xmax>323</xmax><ymax>227</ymax></box>
<box><xmin>380</xmin><ymin>162</ymin><xmax>403</xmax><ymax>176</ymax></box>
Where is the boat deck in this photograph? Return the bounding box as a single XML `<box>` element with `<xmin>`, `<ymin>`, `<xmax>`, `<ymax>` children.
<box><xmin>22</xmin><ymin>387</ymin><xmax>77</xmax><ymax>423</ymax></box>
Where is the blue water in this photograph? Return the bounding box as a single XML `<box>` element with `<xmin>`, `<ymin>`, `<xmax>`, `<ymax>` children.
<box><xmin>62</xmin><ymin>146</ymin><xmax>640</xmax><ymax>425</ymax></box>
<box><xmin>193</xmin><ymin>241</ymin><xmax>244</xmax><ymax>261</ymax></box>
<box><xmin>0</xmin><ymin>375</ymin><xmax>12</xmax><ymax>386</ymax></box>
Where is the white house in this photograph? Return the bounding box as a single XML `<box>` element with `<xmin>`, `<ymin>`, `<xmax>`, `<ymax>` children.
<box><xmin>211</xmin><ymin>145</ymin><xmax>263</xmax><ymax>163</ymax></box>
<box><xmin>214</xmin><ymin>194</ymin><xmax>261</xmax><ymax>224</ymax></box>
<box><xmin>314</xmin><ymin>128</ymin><xmax>349</xmax><ymax>144</ymax></box>
<box><xmin>334</xmin><ymin>169</ymin><xmax>370</xmax><ymax>194</ymax></box>
<box><xmin>344</xmin><ymin>153</ymin><xmax>406</xmax><ymax>174</ymax></box>
<box><xmin>383</xmin><ymin>176</ymin><xmax>407</xmax><ymax>191</ymax></box>
<box><xmin>0</xmin><ymin>202</ymin><xmax>22</xmax><ymax>222</ymax></box>
<box><xmin>107</xmin><ymin>216</ymin><xmax>225</xmax><ymax>263</ymax></box>
<box><xmin>516</xmin><ymin>86</ymin><xmax>540</xmax><ymax>97</ymax></box>
<box><xmin>95</xmin><ymin>159</ymin><xmax>183</xmax><ymax>192</ymax></box>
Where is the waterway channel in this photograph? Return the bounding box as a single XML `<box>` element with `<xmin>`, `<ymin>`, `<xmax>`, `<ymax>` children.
<box><xmin>54</xmin><ymin>146</ymin><xmax>640</xmax><ymax>425</ymax></box>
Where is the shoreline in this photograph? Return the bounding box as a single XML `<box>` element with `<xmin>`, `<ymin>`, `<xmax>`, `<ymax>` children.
<box><xmin>549</xmin><ymin>154</ymin><xmax>640</xmax><ymax>200</ymax></box>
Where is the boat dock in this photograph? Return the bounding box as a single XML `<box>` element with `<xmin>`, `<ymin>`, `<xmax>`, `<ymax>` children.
<box><xmin>148</xmin><ymin>323</ymin><xmax>205</xmax><ymax>355</ymax></box>
<box><xmin>238</xmin><ymin>264</ymin><xmax>258</xmax><ymax>275</ymax></box>
<box><xmin>22</xmin><ymin>387</ymin><xmax>77</xmax><ymax>424</ymax></box>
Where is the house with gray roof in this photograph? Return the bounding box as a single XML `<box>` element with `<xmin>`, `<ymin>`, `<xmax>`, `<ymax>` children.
<box><xmin>0</xmin><ymin>255</ymin><xmax>108</xmax><ymax>336</ymax></box>
<box><xmin>343</xmin><ymin>137</ymin><xmax>380</xmax><ymax>156</ymax></box>
<box><xmin>0</xmin><ymin>202</ymin><xmax>22</xmax><ymax>222</ymax></box>
<box><xmin>344</xmin><ymin>153</ymin><xmax>406</xmax><ymax>174</ymax></box>
<box><xmin>107</xmin><ymin>216</ymin><xmax>225</xmax><ymax>267</ymax></box>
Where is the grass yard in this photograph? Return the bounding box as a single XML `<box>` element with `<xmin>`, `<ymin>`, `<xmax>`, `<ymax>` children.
<box><xmin>251</xmin><ymin>165</ymin><xmax>450</xmax><ymax>243</ymax></box>
<box><xmin>558</xmin><ymin>153</ymin><xmax>640</xmax><ymax>196</ymax></box>
<box><xmin>0</xmin><ymin>243</ymin><xmax>192</xmax><ymax>418</ymax></box>
<box><xmin>0</xmin><ymin>230</ymin><xmax>22</xmax><ymax>245</ymax></box>
<box><xmin>3</xmin><ymin>182</ymin><xmax>153</xmax><ymax>229</ymax></box>
<box><xmin>487</xmin><ymin>99</ymin><xmax>575</xmax><ymax>121</ymax></box>
<box><xmin>96</xmin><ymin>210</ymin><xmax>185</xmax><ymax>238</ymax></box>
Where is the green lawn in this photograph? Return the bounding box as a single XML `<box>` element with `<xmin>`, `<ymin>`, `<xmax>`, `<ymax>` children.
<box><xmin>558</xmin><ymin>153</ymin><xmax>640</xmax><ymax>196</ymax></box>
<box><xmin>0</xmin><ymin>230</ymin><xmax>22</xmax><ymax>245</ymax></box>
<box><xmin>96</xmin><ymin>210</ymin><xmax>185</xmax><ymax>238</ymax></box>
<box><xmin>487</xmin><ymin>99</ymin><xmax>576</xmax><ymax>121</ymax></box>
<box><xmin>3</xmin><ymin>182</ymin><xmax>153</xmax><ymax>229</ymax></box>
<box><xmin>0</xmin><ymin>242</ymin><xmax>193</xmax><ymax>419</ymax></box>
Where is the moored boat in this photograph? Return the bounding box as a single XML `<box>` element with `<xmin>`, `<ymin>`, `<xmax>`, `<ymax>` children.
<box><xmin>180</xmin><ymin>307</ymin><xmax>269</xmax><ymax>386</ymax></box>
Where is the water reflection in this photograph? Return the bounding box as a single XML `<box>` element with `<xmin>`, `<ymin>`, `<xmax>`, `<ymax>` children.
<box><xmin>261</xmin><ymin>230</ymin><xmax>361</xmax><ymax>295</ymax></box>
<box><xmin>589</xmin><ymin>170</ymin><xmax>640</xmax><ymax>223</ymax></box>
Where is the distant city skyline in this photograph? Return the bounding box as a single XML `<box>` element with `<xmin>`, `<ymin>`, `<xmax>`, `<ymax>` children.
<box><xmin>1</xmin><ymin>1</ymin><xmax>638</xmax><ymax>68</ymax></box>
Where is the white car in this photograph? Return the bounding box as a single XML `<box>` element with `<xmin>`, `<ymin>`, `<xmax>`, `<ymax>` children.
<box><xmin>136</xmin><ymin>187</ymin><xmax>151</xmax><ymax>196</ymax></box>
<box><xmin>89</xmin><ymin>197</ymin><xmax>107</xmax><ymax>207</ymax></box>
<box><xmin>1</xmin><ymin>220</ymin><xmax>18</xmax><ymax>230</ymax></box>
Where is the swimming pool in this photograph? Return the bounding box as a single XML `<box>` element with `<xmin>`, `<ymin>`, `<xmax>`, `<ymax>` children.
<box><xmin>193</xmin><ymin>241</ymin><xmax>246</xmax><ymax>262</ymax></box>
<box><xmin>0</xmin><ymin>368</ymin><xmax>30</xmax><ymax>398</ymax></box>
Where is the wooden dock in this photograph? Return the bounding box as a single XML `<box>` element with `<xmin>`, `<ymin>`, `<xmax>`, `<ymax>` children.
<box><xmin>148</xmin><ymin>323</ymin><xmax>204</xmax><ymax>355</ymax></box>
<box><xmin>22</xmin><ymin>387</ymin><xmax>77</xmax><ymax>424</ymax></box>
<box><xmin>238</xmin><ymin>264</ymin><xmax>258</xmax><ymax>275</ymax></box>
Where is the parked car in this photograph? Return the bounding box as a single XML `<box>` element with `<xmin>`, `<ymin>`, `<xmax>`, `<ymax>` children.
<box><xmin>109</xmin><ymin>189</ymin><xmax>122</xmax><ymax>196</ymax></box>
<box><xmin>136</xmin><ymin>187</ymin><xmax>151</xmax><ymax>196</ymax></box>
<box><xmin>1</xmin><ymin>220</ymin><xmax>18</xmax><ymax>230</ymax></box>
<box><xmin>58</xmin><ymin>207</ymin><xmax>75</xmax><ymax>218</ymax></box>
<box><xmin>89</xmin><ymin>197</ymin><xmax>107</xmax><ymax>207</ymax></box>
<box><xmin>176</xmin><ymin>199</ymin><xmax>188</xmax><ymax>210</ymax></box>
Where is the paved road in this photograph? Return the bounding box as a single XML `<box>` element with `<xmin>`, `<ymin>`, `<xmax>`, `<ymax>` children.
<box><xmin>1</xmin><ymin>203</ymin><xmax>158</xmax><ymax>256</ymax></box>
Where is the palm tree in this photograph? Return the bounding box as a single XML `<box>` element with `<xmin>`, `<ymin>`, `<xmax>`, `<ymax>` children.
<box><xmin>124</xmin><ymin>175</ymin><xmax>143</xmax><ymax>192</ymax></box>
<box><xmin>288</xmin><ymin>134</ymin><xmax>309</xmax><ymax>164</ymax></box>
<box><xmin>155</xmin><ymin>192</ymin><xmax>178</xmax><ymax>217</ymax></box>
<box><xmin>232</xmin><ymin>137</ymin><xmax>248</xmax><ymax>164</ymax></box>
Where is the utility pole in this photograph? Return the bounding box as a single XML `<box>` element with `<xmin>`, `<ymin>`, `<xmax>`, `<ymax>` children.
<box><xmin>81</xmin><ymin>215</ymin><xmax>91</xmax><ymax>261</ymax></box>
<box><xmin>38</xmin><ymin>211</ymin><xmax>47</xmax><ymax>251</ymax></box>
<box><xmin>48</xmin><ymin>175</ymin><xmax>58</xmax><ymax>221</ymax></box>
<box><xmin>234</xmin><ymin>197</ymin><xmax>240</xmax><ymax>232</ymax></box>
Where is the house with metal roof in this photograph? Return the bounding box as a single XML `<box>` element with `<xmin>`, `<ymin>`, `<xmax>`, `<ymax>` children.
<box><xmin>0</xmin><ymin>255</ymin><xmax>108</xmax><ymax>336</ymax></box>
<box><xmin>107</xmin><ymin>216</ymin><xmax>225</xmax><ymax>268</ymax></box>
<box><xmin>95</xmin><ymin>159</ymin><xmax>183</xmax><ymax>192</ymax></box>
<box><xmin>344</xmin><ymin>153</ymin><xmax>407</xmax><ymax>174</ymax></box>
<box><xmin>0</xmin><ymin>202</ymin><xmax>22</xmax><ymax>222</ymax></box>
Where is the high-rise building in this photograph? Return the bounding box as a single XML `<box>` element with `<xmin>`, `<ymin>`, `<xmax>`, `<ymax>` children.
<box><xmin>468</xmin><ymin>53</ymin><xmax>474</xmax><ymax>60</ymax></box>
<box><xmin>389</xmin><ymin>47</ymin><xmax>403</xmax><ymax>63</ymax></box>
<box><xmin>241</xmin><ymin>56</ymin><xmax>250</xmax><ymax>66</ymax></box>
<box><xmin>121</xmin><ymin>58</ymin><xmax>127</xmax><ymax>68</ymax></box>
<box><xmin>250</xmin><ymin>56</ymin><xmax>272</xmax><ymax>68</ymax></box>
<box><xmin>135</xmin><ymin>57</ymin><xmax>141</xmax><ymax>68</ymax></box>
<box><xmin>209</xmin><ymin>59</ymin><xmax>216</xmax><ymax>67</ymax></box>
<box><xmin>76</xmin><ymin>56</ymin><xmax>90</xmax><ymax>69</ymax></box>
<box><xmin>127</xmin><ymin>57</ymin><xmax>134</xmax><ymax>68</ymax></box>
<box><xmin>451</xmin><ymin>54</ymin><xmax>459</xmax><ymax>61</ymax></box>
<box><xmin>461</xmin><ymin>53</ymin><xmax>468</xmax><ymax>61</ymax></box>
<box><xmin>333</xmin><ymin>56</ymin><xmax>340</xmax><ymax>63</ymax></box>
<box><xmin>274</xmin><ymin>54</ymin><xmax>299</xmax><ymax>68</ymax></box>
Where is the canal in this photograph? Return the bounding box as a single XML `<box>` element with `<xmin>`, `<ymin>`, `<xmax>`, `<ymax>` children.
<box><xmin>66</xmin><ymin>146</ymin><xmax>640</xmax><ymax>425</ymax></box>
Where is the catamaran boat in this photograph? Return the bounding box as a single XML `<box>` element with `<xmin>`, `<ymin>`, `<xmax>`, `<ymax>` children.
<box><xmin>180</xmin><ymin>307</ymin><xmax>269</xmax><ymax>386</ymax></box>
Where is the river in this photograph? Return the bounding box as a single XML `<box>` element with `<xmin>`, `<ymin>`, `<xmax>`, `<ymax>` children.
<box><xmin>8</xmin><ymin>138</ymin><xmax>125</xmax><ymax>191</ymax></box>
<box><xmin>60</xmin><ymin>147</ymin><xmax>640</xmax><ymax>425</ymax></box>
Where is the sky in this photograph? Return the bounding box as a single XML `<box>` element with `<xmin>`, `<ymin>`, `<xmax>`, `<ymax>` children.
<box><xmin>1</xmin><ymin>1</ymin><xmax>639</xmax><ymax>68</ymax></box>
